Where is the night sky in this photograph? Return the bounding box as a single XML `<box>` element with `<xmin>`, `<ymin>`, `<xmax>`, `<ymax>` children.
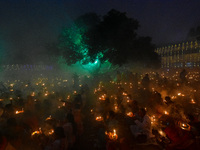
<box><xmin>0</xmin><ymin>0</ymin><xmax>200</xmax><ymax>64</ymax></box>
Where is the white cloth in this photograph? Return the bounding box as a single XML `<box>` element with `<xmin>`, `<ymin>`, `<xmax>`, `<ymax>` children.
<box><xmin>130</xmin><ymin>115</ymin><xmax>152</xmax><ymax>139</ymax></box>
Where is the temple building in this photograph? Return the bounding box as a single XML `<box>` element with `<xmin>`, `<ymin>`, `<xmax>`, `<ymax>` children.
<box><xmin>155</xmin><ymin>40</ymin><xmax>200</xmax><ymax>69</ymax></box>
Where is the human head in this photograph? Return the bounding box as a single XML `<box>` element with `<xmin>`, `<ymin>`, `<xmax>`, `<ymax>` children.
<box><xmin>138</xmin><ymin>108</ymin><xmax>146</xmax><ymax>118</ymax></box>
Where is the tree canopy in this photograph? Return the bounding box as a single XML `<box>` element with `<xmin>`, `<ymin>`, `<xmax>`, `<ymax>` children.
<box><xmin>57</xmin><ymin>9</ymin><xmax>160</xmax><ymax>68</ymax></box>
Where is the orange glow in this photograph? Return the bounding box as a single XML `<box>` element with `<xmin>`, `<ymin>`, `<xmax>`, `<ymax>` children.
<box><xmin>164</xmin><ymin>111</ymin><xmax>169</xmax><ymax>115</ymax></box>
<box><xmin>126</xmin><ymin>112</ymin><xmax>134</xmax><ymax>117</ymax></box>
<box><xmin>45</xmin><ymin>115</ymin><xmax>52</xmax><ymax>121</ymax></box>
<box><xmin>16</xmin><ymin>108</ymin><xmax>24</xmax><ymax>114</ymax></box>
<box><xmin>191</xmin><ymin>99</ymin><xmax>196</xmax><ymax>104</ymax></box>
<box><xmin>48</xmin><ymin>129</ymin><xmax>54</xmax><ymax>135</ymax></box>
<box><xmin>31</xmin><ymin>128</ymin><xmax>42</xmax><ymax>136</ymax></box>
<box><xmin>96</xmin><ymin>116</ymin><xmax>103</xmax><ymax>121</ymax></box>
<box><xmin>105</xmin><ymin>129</ymin><xmax>118</xmax><ymax>140</ymax></box>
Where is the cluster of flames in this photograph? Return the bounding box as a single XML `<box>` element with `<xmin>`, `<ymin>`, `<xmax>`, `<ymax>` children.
<box><xmin>31</xmin><ymin>128</ymin><xmax>54</xmax><ymax>136</ymax></box>
<box><xmin>105</xmin><ymin>129</ymin><xmax>118</xmax><ymax>140</ymax></box>
<box><xmin>96</xmin><ymin>116</ymin><xmax>103</xmax><ymax>121</ymax></box>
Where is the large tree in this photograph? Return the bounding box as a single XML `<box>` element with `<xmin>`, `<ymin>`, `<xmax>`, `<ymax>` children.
<box><xmin>57</xmin><ymin>9</ymin><xmax>160</xmax><ymax>68</ymax></box>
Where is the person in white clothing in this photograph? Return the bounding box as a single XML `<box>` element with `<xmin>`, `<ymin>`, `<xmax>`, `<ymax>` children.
<box><xmin>130</xmin><ymin>108</ymin><xmax>152</xmax><ymax>140</ymax></box>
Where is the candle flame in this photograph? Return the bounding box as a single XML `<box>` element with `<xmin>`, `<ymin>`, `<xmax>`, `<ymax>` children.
<box><xmin>16</xmin><ymin>108</ymin><xmax>24</xmax><ymax>114</ymax></box>
<box><xmin>164</xmin><ymin>111</ymin><xmax>169</xmax><ymax>115</ymax></box>
<box><xmin>126</xmin><ymin>112</ymin><xmax>134</xmax><ymax>117</ymax></box>
<box><xmin>96</xmin><ymin>116</ymin><xmax>103</xmax><ymax>121</ymax></box>
<box><xmin>45</xmin><ymin>115</ymin><xmax>52</xmax><ymax>121</ymax></box>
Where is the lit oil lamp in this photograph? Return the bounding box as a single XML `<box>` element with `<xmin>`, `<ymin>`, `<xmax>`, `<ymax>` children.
<box><xmin>114</xmin><ymin>105</ymin><xmax>118</xmax><ymax>111</ymax></box>
<box><xmin>31</xmin><ymin>92</ymin><xmax>35</xmax><ymax>97</ymax></box>
<box><xmin>99</xmin><ymin>94</ymin><xmax>106</xmax><ymax>100</ymax></box>
<box><xmin>16</xmin><ymin>108</ymin><xmax>24</xmax><ymax>114</ymax></box>
<box><xmin>45</xmin><ymin>115</ymin><xmax>52</xmax><ymax>121</ymax></box>
<box><xmin>122</xmin><ymin>92</ymin><xmax>127</xmax><ymax>96</ymax></box>
<box><xmin>151</xmin><ymin>115</ymin><xmax>156</xmax><ymax>122</ymax></box>
<box><xmin>67</xmin><ymin>95</ymin><xmax>70</xmax><ymax>100</ymax></box>
<box><xmin>190</xmin><ymin>99</ymin><xmax>196</xmax><ymax>104</ymax></box>
<box><xmin>48</xmin><ymin>129</ymin><xmax>54</xmax><ymax>135</ymax></box>
<box><xmin>96</xmin><ymin>116</ymin><xmax>103</xmax><ymax>121</ymax></box>
<box><xmin>179</xmin><ymin>122</ymin><xmax>190</xmax><ymax>131</ymax></box>
<box><xmin>31</xmin><ymin>128</ymin><xmax>42</xmax><ymax>136</ymax></box>
<box><xmin>126</xmin><ymin>112</ymin><xmax>134</xmax><ymax>117</ymax></box>
<box><xmin>164</xmin><ymin>111</ymin><xmax>169</xmax><ymax>115</ymax></box>
<box><xmin>158</xmin><ymin>130</ymin><xmax>166</xmax><ymax>137</ymax></box>
<box><xmin>105</xmin><ymin>129</ymin><xmax>118</xmax><ymax>140</ymax></box>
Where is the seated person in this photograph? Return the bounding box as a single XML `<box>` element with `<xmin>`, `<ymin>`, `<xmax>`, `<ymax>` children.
<box><xmin>130</xmin><ymin>108</ymin><xmax>152</xmax><ymax>141</ymax></box>
<box><xmin>163</xmin><ymin>116</ymin><xmax>195</xmax><ymax>150</ymax></box>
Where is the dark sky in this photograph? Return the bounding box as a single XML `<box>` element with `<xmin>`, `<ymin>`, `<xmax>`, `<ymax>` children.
<box><xmin>0</xmin><ymin>0</ymin><xmax>200</xmax><ymax>64</ymax></box>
